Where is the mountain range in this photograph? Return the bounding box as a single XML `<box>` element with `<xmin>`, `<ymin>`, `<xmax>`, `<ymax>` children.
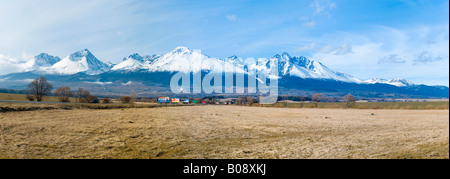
<box><xmin>0</xmin><ymin>47</ymin><xmax>448</xmax><ymax>98</ymax></box>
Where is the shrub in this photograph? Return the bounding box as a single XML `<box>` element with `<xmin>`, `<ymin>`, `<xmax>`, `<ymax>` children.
<box><xmin>103</xmin><ymin>97</ymin><xmax>112</xmax><ymax>104</ymax></box>
<box><xmin>25</xmin><ymin>95</ymin><xmax>35</xmax><ymax>101</ymax></box>
<box><xmin>55</xmin><ymin>87</ymin><xmax>73</xmax><ymax>103</ymax></box>
<box><xmin>120</xmin><ymin>96</ymin><xmax>131</xmax><ymax>104</ymax></box>
<box><xmin>76</xmin><ymin>88</ymin><xmax>96</xmax><ymax>103</ymax></box>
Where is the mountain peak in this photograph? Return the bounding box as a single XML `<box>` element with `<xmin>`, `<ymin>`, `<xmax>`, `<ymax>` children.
<box><xmin>4</xmin><ymin>47</ymin><xmax>421</xmax><ymax>86</ymax></box>
<box><xmin>22</xmin><ymin>53</ymin><xmax>61</xmax><ymax>71</ymax></box>
<box><xmin>34</xmin><ymin>53</ymin><xmax>61</xmax><ymax>64</ymax></box>
<box><xmin>69</xmin><ymin>49</ymin><xmax>95</xmax><ymax>60</ymax></box>
<box><xmin>35</xmin><ymin>53</ymin><xmax>50</xmax><ymax>58</ymax></box>
<box><xmin>78</xmin><ymin>48</ymin><xmax>92</xmax><ymax>54</ymax></box>
<box><xmin>365</xmin><ymin>78</ymin><xmax>415</xmax><ymax>87</ymax></box>
<box><xmin>50</xmin><ymin>49</ymin><xmax>110</xmax><ymax>75</ymax></box>
<box><xmin>172</xmin><ymin>46</ymin><xmax>192</xmax><ymax>54</ymax></box>
<box><xmin>281</xmin><ymin>52</ymin><xmax>292</xmax><ymax>59</ymax></box>
<box><xmin>124</xmin><ymin>53</ymin><xmax>143</xmax><ymax>62</ymax></box>
<box><xmin>273</xmin><ymin>53</ymin><xmax>292</xmax><ymax>61</ymax></box>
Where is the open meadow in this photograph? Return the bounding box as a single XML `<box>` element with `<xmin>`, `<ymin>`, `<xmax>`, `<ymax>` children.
<box><xmin>0</xmin><ymin>105</ymin><xmax>448</xmax><ymax>159</ymax></box>
<box><xmin>0</xmin><ymin>93</ymin><xmax>77</xmax><ymax>103</ymax></box>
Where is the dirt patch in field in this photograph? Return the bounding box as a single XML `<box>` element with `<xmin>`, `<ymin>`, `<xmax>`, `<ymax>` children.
<box><xmin>0</xmin><ymin>106</ymin><xmax>448</xmax><ymax>159</ymax></box>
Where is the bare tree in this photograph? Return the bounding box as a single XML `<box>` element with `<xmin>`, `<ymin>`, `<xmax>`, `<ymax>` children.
<box><xmin>236</xmin><ymin>97</ymin><xmax>243</xmax><ymax>105</ymax></box>
<box><xmin>120</xmin><ymin>96</ymin><xmax>131</xmax><ymax>104</ymax></box>
<box><xmin>247</xmin><ymin>97</ymin><xmax>255</xmax><ymax>106</ymax></box>
<box><xmin>28</xmin><ymin>76</ymin><xmax>53</xmax><ymax>102</ymax></box>
<box><xmin>102</xmin><ymin>97</ymin><xmax>112</xmax><ymax>104</ymax></box>
<box><xmin>25</xmin><ymin>94</ymin><xmax>35</xmax><ymax>101</ymax></box>
<box><xmin>238</xmin><ymin>96</ymin><xmax>248</xmax><ymax>105</ymax></box>
<box><xmin>343</xmin><ymin>94</ymin><xmax>356</xmax><ymax>107</ymax></box>
<box><xmin>312</xmin><ymin>93</ymin><xmax>322</xmax><ymax>108</ymax></box>
<box><xmin>55</xmin><ymin>87</ymin><xmax>73</xmax><ymax>102</ymax></box>
<box><xmin>76</xmin><ymin>88</ymin><xmax>95</xmax><ymax>103</ymax></box>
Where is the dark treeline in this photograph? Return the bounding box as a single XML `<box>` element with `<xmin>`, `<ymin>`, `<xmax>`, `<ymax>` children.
<box><xmin>0</xmin><ymin>89</ymin><xmax>28</xmax><ymax>94</ymax></box>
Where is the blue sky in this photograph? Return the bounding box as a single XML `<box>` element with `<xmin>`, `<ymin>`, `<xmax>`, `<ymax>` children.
<box><xmin>0</xmin><ymin>0</ymin><xmax>448</xmax><ymax>86</ymax></box>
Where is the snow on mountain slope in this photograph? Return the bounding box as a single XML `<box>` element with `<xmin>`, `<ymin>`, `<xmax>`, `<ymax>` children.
<box><xmin>283</xmin><ymin>54</ymin><xmax>362</xmax><ymax>83</ymax></box>
<box><xmin>23</xmin><ymin>53</ymin><xmax>61</xmax><ymax>71</ymax></box>
<box><xmin>111</xmin><ymin>53</ymin><xmax>161</xmax><ymax>71</ymax></box>
<box><xmin>365</xmin><ymin>78</ymin><xmax>415</xmax><ymax>87</ymax></box>
<box><xmin>48</xmin><ymin>49</ymin><xmax>111</xmax><ymax>75</ymax></box>
<box><xmin>241</xmin><ymin>52</ymin><xmax>362</xmax><ymax>83</ymax></box>
<box><xmin>0</xmin><ymin>47</ymin><xmax>423</xmax><ymax>86</ymax></box>
<box><xmin>147</xmin><ymin>47</ymin><xmax>243</xmax><ymax>73</ymax></box>
<box><xmin>111</xmin><ymin>53</ymin><xmax>145</xmax><ymax>71</ymax></box>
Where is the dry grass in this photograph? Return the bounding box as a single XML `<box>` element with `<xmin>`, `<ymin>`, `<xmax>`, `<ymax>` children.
<box><xmin>0</xmin><ymin>106</ymin><xmax>448</xmax><ymax>159</ymax></box>
<box><xmin>0</xmin><ymin>93</ymin><xmax>77</xmax><ymax>102</ymax></box>
<box><xmin>0</xmin><ymin>102</ymin><xmax>186</xmax><ymax>113</ymax></box>
<box><xmin>257</xmin><ymin>101</ymin><xmax>449</xmax><ymax>110</ymax></box>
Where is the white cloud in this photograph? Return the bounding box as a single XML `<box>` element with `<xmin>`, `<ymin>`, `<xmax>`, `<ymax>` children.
<box><xmin>312</xmin><ymin>0</ymin><xmax>337</xmax><ymax>16</ymax></box>
<box><xmin>122</xmin><ymin>81</ymin><xmax>133</xmax><ymax>86</ymax></box>
<box><xmin>85</xmin><ymin>81</ymin><xmax>113</xmax><ymax>86</ymax></box>
<box><xmin>296</xmin><ymin>42</ymin><xmax>316</xmax><ymax>52</ymax></box>
<box><xmin>299</xmin><ymin>16</ymin><xmax>309</xmax><ymax>21</ymax></box>
<box><xmin>303</xmin><ymin>20</ymin><xmax>316</xmax><ymax>27</ymax></box>
<box><xmin>300</xmin><ymin>15</ymin><xmax>315</xmax><ymax>27</ymax></box>
<box><xmin>0</xmin><ymin>54</ymin><xmax>24</xmax><ymax>75</ymax></box>
<box><xmin>378</xmin><ymin>54</ymin><xmax>406</xmax><ymax>64</ymax></box>
<box><xmin>226</xmin><ymin>15</ymin><xmax>237</xmax><ymax>22</ymax></box>
<box><xmin>318</xmin><ymin>43</ymin><xmax>353</xmax><ymax>55</ymax></box>
<box><xmin>301</xmin><ymin>0</ymin><xmax>336</xmax><ymax>27</ymax></box>
<box><xmin>310</xmin><ymin>25</ymin><xmax>449</xmax><ymax>86</ymax></box>
<box><xmin>413</xmin><ymin>50</ymin><xmax>443</xmax><ymax>64</ymax></box>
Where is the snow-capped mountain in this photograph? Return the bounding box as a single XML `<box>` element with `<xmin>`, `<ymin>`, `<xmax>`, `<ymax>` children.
<box><xmin>245</xmin><ymin>52</ymin><xmax>363</xmax><ymax>83</ymax></box>
<box><xmin>0</xmin><ymin>47</ymin><xmax>425</xmax><ymax>87</ymax></box>
<box><xmin>145</xmin><ymin>46</ymin><xmax>245</xmax><ymax>73</ymax></box>
<box><xmin>112</xmin><ymin>47</ymin><xmax>234</xmax><ymax>73</ymax></box>
<box><xmin>47</xmin><ymin>49</ymin><xmax>111</xmax><ymax>75</ymax></box>
<box><xmin>132</xmin><ymin>47</ymin><xmax>361</xmax><ymax>83</ymax></box>
<box><xmin>365</xmin><ymin>78</ymin><xmax>415</xmax><ymax>87</ymax></box>
<box><xmin>23</xmin><ymin>53</ymin><xmax>61</xmax><ymax>71</ymax></box>
<box><xmin>111</xmin><ymin>53</ymin><xmax>158</xmax><ymax>71</ymax></box>
<box><xmin>111</xmin><ymin>54</ymin><xmax>145</xmax><ymax>71</ymax></box>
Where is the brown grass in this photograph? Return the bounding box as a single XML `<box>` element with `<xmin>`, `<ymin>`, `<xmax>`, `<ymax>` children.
<box><xmin>0</xmin><ymin>106</ymin><xmax>448</xmax><ymax>159</ymax></box>
<box><xmin>257</xmin><ymin>101</ymin><xmax>449</xmax><ymax>110</ymax></box>
<box><xmin>0</xmin><ymin>93</ymin><xmax>77</xmax><ymax>102</ymax></box>
<box><xmin>0</xmin><ymin>102</ymin><xmax>188</xmax><ymax>113</ymax></box>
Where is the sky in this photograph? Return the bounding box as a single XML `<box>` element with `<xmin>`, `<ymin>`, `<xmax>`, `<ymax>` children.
<box><xmin>0</xmin><ymin>0</ymin><xmax>449</xmax><ymax>86</ymax></box>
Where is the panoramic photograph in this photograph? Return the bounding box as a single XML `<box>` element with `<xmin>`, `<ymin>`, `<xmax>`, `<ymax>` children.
<box><xmin>0</xmin><ymin>0</ymin><xmax>448</xmax><ymax>166</ymax></box>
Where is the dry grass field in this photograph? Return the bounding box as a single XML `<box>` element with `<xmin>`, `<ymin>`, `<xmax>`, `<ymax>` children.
<box><xmin>0</xmin><ymin>105</ymin><xmax>448</xmax><ymax>159</ymax></box>
<box><xmin>0</xmin><ymin>93</ymin><xmax>77</xmax><ymax>102</ymax></box>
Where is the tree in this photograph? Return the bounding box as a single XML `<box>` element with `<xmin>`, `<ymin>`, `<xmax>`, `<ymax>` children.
<box><xmin>120</xmin><ymin>96</ymin><xmax>131</xmax><ymax>104</ymax></box>
<box><xmin>28</xmin><ymin>76</ymin><xmax>53</xmax><ymax>102</ymax></box>
<box><xmin>311</xmin><ymin>93</ymin><xmax>322</xmax><ymax>108</ymax></box>
<box><xmin>343</xmin><ymin>94</ymin><xmax>356</xmax><ymax>107</ymax></box>
<box><xmin>55</xmin><ymin>87</ymin><xmax>73</xmax><ymax>102</ymax></box>
<box><xmin>238</xmin><ymin>96</ymin><xmax>248</xmax><ymax>105</ymax></box>
<box><xmin>25</xmin><ymin>94</ymin><xmax>35</xmax><ymax>101</ymax></box>
<box><xmin>102</xmin><ymin>97</ymin><xmax>111</xmax><ymax>104</ymax></box>
<box><xmin>247</xmin><ymin>97</ymin><xmax>255</xmax><ymax>106</ymax></box>
<box><xmin>76</xmin><ymin>88</ymin><xmax>95</xmax><ymax>103</ymax></box>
